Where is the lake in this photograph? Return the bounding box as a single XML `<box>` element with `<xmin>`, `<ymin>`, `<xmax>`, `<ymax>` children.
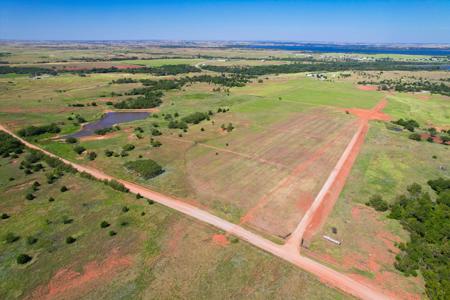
<box><xmin>67</xmin><ymin>112</ymin><xmax>149</xmax><ymax>138</ymax></box>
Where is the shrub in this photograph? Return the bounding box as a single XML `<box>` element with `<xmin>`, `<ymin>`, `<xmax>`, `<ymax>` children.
<box><xmin>366</xmin><ymin>194</ymin><xmax>388</xmax><ymax>211</ymax></box>
<box><xmin>136</xmin><ymin>193</ymin><xmax>143</xmax><ymax>199</ymax></box>
<box><xmin>62</xmin><ymin>216</ymin><xmax>74</xmax><ymax>224</ymax></box>
<box><xmin>17</xmin><ymin>254</ymin><xmax>32</xmax><ymax>264</ymax></box>
<box><xmin>408</xmin><ymin>133</ymin><xmax>421</xmax><ymax>141</ymax></box>
<box><xmin>88</xmin><ymin>152</ymin><xmax>97</xmax><ymax>161</ymax></box>
<box><xmin>427</xmin><ymin>178</ymin><xmax>450</xmax><ymax>194</ymax></box>
<box><xmin>181</xmin><ymin>112</ymin><xmax>209</xmax><ymax>124</ymax></box>
<box><xmin>48</xmin><ymin>197</ymin><xmax>55</xmax><ymax>202</ymax></box>
<box><xmin>73</xmin><ymin>145</ymin><xmax>86</xmax><ymax>154</ymax></box>
<box><xmin>104</xmin><ymin>149</ymin><xmax>114</xmax><ymax>157</ymax></box>
<box><xmin>100</xmin><ymin>221</ymin><xmax>110</xmax><ymax>228</ymax></box>
<box><xmin>5</xmin><ymin>232</ymin><xmax>20</xmax><ymax>243</ymax></box>
<box><xmin>65</xmin><ymin>137</ymin><xmax>78</xmax><ymax>144</ymax></box>
<box><xmin>147</xmin><ymin>199</ymin><xmax>155</xmax><ymax>205</ymax></box>
<box><xmin>104</xmin><ymin>179</ymin><xmax>129</xmax><ymax>193</ymax></box>
<box><xmin>0</xmin><ymin>131</ymin><xmax>24</xmax><ymax>156</ymax></box>
<box><xmin>1</xmin><ymin>213</ymin><xmax>10</xmax><ymax>219</ymax></box>
<box><xmin>150</xmin><ymin>139</ymin><xmax>162</xmax><ymax>147</ymax></box>
<box><xmin>120</xmin><ymin>221</ymin><xmax>129</xmax><ymax>227</ymax></box>
<box><xmin>18</xmin><ymin>123</ymin><xmax>61</xmax><ymax>137</ymax></box>
<box><xmin>125</xmin><ymin>159</ymin><xmax>164</xmax><ymax>179</ymax></box>
<box><xmin>109</xmin><ymin>230</ymin><xmax>117</xmax><ymax>236</ymax></box>
<box><xmin>151</xmin><ymin>128</ymin><xmax>162</xmax><ymax>136</ymax></box>
<box><xmin>25</xmin><ymin>193</ymin><xmax>35</xmax><ymax>200</ymax></box>
<box><xmin>32</xmin><ymin>181</ymin><xmax>40</xmax><ymax>191</ymax></box>
<box><xmin>122</xmin><ymin>144</ymin><xmax>135</xmax><ymax>151</ymax></box>
<box><xmin>27</xmin><ymin>236</ymin><xmax>38</xmax><ymax>245</ymax></box>
<box><xmin>66</xmin><ymin>236</ymin><xmax>76</xmax><ymax>244</ymax></box>
<box><xmin>122</xmin><ymin>206</ymin><xmax>129</xmax><ymax>213</ymax></box>
<box><xmin>392</xmin><ymin>119</ymin><xmax>419</xmax><ymax>132</ymax></box>
<box><xmin>168</xmin><ymin>120</ymin><xmax>188</xmax><ymax>130</ymax></box>
<box><xmin>95</xmin><ymin>127</ymin><xmax>114</xmax><ymax>135</ymax></box>
<box><xmin>60</xmin><ymin>185</ymin><xmax>68</xmax><ymax>192</ymax></box>
<box><xmin>230</xmin><ymin>237</ymin><xmax>239</xmax><ymax>244</ymax></box>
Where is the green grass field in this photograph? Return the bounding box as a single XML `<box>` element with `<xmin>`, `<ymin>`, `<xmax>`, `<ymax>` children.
<box><xmin>234</xmin><ymin>74</ymin><xmax>383</xmax><ymax>109</ymax></box>
<box><xmin>1</xmin><ymin>44</ymin><xmax>449</xmax><ymax>299</ymax></box>
<box><xmin>385</xmin><ymin>93</ymin><xmax>450</xmax><ymax>126</ymax></box>
<box><xmin>0</xmin><ymin>147</ymin><xmax>348</xmax><ymax>299</ymax></box>
<box><xmin>306</xmin><ymin>121</ymin><xmax>450</xmax><ymax>299</ymax></box>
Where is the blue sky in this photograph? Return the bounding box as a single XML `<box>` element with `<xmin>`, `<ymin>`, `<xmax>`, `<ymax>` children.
<box><xmin>1</xmin><ymin>0</ymin><xmax>449</xmax><ymax>43</ymax></box>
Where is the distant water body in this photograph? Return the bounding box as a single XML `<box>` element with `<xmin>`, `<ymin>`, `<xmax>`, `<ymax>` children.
<box><xmin>236</xmin><ymin>44</ymin><xmax>450</xmax><ymax>56</ymax></box>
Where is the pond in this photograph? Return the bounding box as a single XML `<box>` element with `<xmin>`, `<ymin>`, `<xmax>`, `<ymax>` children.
<box><xmin>67</xmin><ymin>112</ymin><xmax>149</xmax><ymax>138</ymax></box>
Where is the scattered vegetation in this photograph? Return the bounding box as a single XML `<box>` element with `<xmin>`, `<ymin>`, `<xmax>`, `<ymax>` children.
<box><xmin>370</xmin><ymin>180</ymin><xmax>450</xmax><ymax>299</ymax></box>
<box><xmin>125</xmin><ymin>159</ymin><xmax>164</xmax><ymax>179</ymax></box>
<box><xmin>391</xmin><ymin>119</ymin><xmax>419</xmax><ymax>132</ymax></box>
<box><xmin>18</xmin><ymin>123</ymin><xmax>61</xmax><ymax>137</ymax></box>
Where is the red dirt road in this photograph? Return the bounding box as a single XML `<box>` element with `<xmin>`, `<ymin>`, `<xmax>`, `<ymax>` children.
<box><xmin>0</xmin><ymin>123</ymin><xmax>391</xmax><ymax>300</ymax></box>
<box><xmin>286</xmin><ymin>99</ymin><xmax>390</xmax><ymax>250</ymax></box>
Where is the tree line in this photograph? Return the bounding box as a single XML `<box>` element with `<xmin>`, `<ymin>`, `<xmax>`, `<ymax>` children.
<box><xmin>200</xmin><ymin>61</ymin><xmax>443</xmax><ymax>76</ymax></box>
<box><xmin>0</xmin><ymin>64</ymin><xmax>200</xmax><ymax>76</ymax></box>
<box><xmin>358</xmin><ymin>79</ymin><xmax>450</xmax><ymax>96</ymax></box>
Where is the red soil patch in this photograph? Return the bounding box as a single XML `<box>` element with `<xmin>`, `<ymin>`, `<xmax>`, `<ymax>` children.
<box><xmin>414</xmin><ymin>93</ymin><xmax>431</xmax><ymax>101</ymax></box>
<box><xmin>351</xmin><ymin>205</ymin><xmax>362</xmax><ymax>221</ymax></box>
<box><xmin>166</xmin><ymin>223</ymin><xmax>186</xmax><ymax>254</ymax></box>
<box><xmin>212</xmin><ymin>234</ymin><xmax>229</xmax><ymax>246</ymax></box>
<box><xmin>344</xmin><ymin>99</ymin><xmax>391</xmax><ymax>122</ymax></box>
<box><xmin>303</xmin><ymin>99</ymin><xmax>391</xmax><ymax>241</ymax></box>
<box><xmin>31</xmin><ymin>249</ymin><xmax>133</xmax><ymax>300</ymax></box>
<box><xmin>296</xmin><ymin>192</ymin><xmax>315</xmax><ymax>213</ymax></box>
<box><xmin>420</xmin><ymin>133</ymin><xmax>447</xmax><ymax>144</ymax></box>
<box><xmin>375</xmin><ymin>231</ymin><xmax>401</xmax><ymax>254</ymax></box>
<box><xmin>357</xmin><ymin>85</ymin><xmax>378</xmax><ymax>91</ymax></box>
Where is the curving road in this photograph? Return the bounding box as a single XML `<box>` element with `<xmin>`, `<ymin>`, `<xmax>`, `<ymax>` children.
<box><xmin>0</xmin><ymin>123</ymin><xmax>390</xmax><ymax>300</ymax></box>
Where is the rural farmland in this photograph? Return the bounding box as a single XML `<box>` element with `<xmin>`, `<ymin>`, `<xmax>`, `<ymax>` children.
<box><xmin>1</xmin><ymin>2</ymin><xmax>450</xmax><ymax>299</ymax></box>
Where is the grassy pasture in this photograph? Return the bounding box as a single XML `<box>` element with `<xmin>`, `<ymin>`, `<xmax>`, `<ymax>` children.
<box><xmin>38</xmin><ymin>101</ymin><xmax>357</xmax><ymax>240</ymax></box>
<box><xmin>0</xmin><ymin>148</ymin><xmax>349</xmax><ymax>300</ymax></box>
<box><xmin>233</xmin><ymin>74</ymin><xmax>383</xmax><ymax>109</ymax></box>
<box><xmin>306</xmin><ymin>122</ymin><xmax>450</xmax><ymax>299</ymax></box>
<box><xmin>1</xmin><ymin>43</ymin><xmax>448</xmax><ymax>299</ymax></box>
<box><xmin>384</xmin><ymin>92</ymin><xmax>450</xmax><ymax>127</ymax></box>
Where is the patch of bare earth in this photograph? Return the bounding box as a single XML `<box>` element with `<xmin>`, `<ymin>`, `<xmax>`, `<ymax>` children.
<box><xmin>305</xmin><ymin>205</ymin><xmax>423</xmax><ymax>300</ymax></box>
<box><xmin>357</xmin><ymin>85</ymin><xmax>378</xmax><ymax>91</ymax></box>
<box><xmin>30</xmin><ymin>249</ymin><xmax>133</xmax><ymax>300</ymax></box>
